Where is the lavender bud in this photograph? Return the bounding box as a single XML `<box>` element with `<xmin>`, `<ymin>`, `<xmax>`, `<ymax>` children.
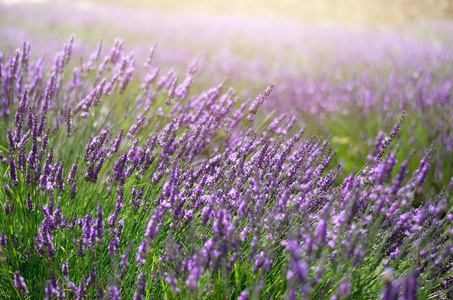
<box><xmin>249</xmin><ymin>83</ymin><xmax>274</xmax><ymax>115</ymax></box>
<box><xmin>14</xmin><ymin>271</ymin><xmax>29</xmax><ymax>295</ymax></box>
<box><xmin>109</xmin><ymin>285</ymin><xmax>121</xmax><ymax>300</ymax></box>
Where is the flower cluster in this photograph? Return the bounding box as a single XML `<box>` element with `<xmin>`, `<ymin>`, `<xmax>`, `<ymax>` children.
<box><xmin>0</xmin><ymin>35</ymin><xmax>452</xmax><ymax>300</ymax></box>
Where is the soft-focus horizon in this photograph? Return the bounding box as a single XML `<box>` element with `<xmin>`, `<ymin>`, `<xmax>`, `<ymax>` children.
<box><xmin>3</xmin><ymin>0</ymin><xmax>453</xmax><ymax>27</ymax></box>
<box><xmin>1</xmin><ymin>0</ymin><xmax>453</xmax><ymax>299</ymax></box>
<box><xmin>109</xmin><ymin>0</ymin><xmax>453</xmax><ymax>27</ymax></box>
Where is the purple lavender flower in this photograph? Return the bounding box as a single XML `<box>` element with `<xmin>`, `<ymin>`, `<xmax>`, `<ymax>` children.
<box><xmin>96</xmin><ymin>204</ymin><xmax>105</xmax><ymax>244</ymax></box>
<box><xmin>248</xmin><ymin>83</ymin><xmax>275</xmax><ymax>121</ymax></box>
<box><xmin>120</xmin><ymin>242</ymin><xmax>133</xmax><ymax>270</ymax></box>
<box><xmin>70</xmin><ymin>182</ymin><xmax>78</xmax><ymax>202</ymax></box>
<box><xmin>87</xmin><ymin>269</ymin><xmax>96</xmax><ymax>287</ymax></box>
<box><xmin>65</xmin><ymin>107</ymin><xmax>72</xmax><ymax>137</ymax></box>
<box><xmin>86</xmin><ymin>40</ymin><xmax>102</xmax><ymax>71</ymax></box>
<box><xmin>144</xmin><ymin>214</ymin><xmax>160</xmax><ymax>241</ymax></box>
<box><xmin>108</xmin><ymin>129</ymin><xmax>124</xmax><ymax>159</ymax></box>
<box><xmin>63</xmin><ymin>34</ymin><xmax>75</xmax><ymax>65</ymax></box>
<box><xmin>287</xmin><ymin>260</ymin><xmax>308</xmax><ymax>283</ymax></box>
<box><xmin>404</xmin><ymin>271</ymin><xmax>417</xmax><ymax>300</ymax></box>
<box><xmin>57</xmin><ymin>286</ymin><xmax>66</xmax><ymax>299</ymax></box>
<box><xmin>26</xmin><ymin>193</ymin><xmax>33</xmax><ymax>213</ymax></box>
<box><xmin>133</xmin><ymin>272</ymin><xmax>147</xmax><ymax>300</ymax></box>
<box><xmin>185</xmin><ymin>255</ymin><xmax>202</xmax><ymax>289</ymax></box>
<box><xmin>109</xmin><ymin>285</ymin><xmax>121</xmax><ymax>300</ymax></box>
<box><xmin>315</xmin><ymin>218</ymin><xmax>328</xmax><ymax>245</ymax></box>
<box><xmin>44</xmin><ymin>281</ymin><xmax>57</xmax><ymax>300</ymax></box>
<box><xmin>238</xmin><ymin>290</ymin><xmax>250</xmax><ymax>300</ymax></box>
<box><xmin>136</xmin><ymin>241</ymin><xmax>148</xmax><ymax>267</ymax></box>
<box><xmin>62</xmin><ymin>263</ymin><xmax>69</xmax><ymax>279</ymax></box>
<box><xmin>14</xmin><ymin>271</ymin><xmax>29</xmax><ymax>295</ymax></box>
<box><xmin>75</xmin><ymin>278</ymin><xmax>86</xmax><ymax>300</ymax></box>
<box><xmin>8</xmin><ymin>153</ymin><xmax>18</xmax><ymax>186</ymax></box>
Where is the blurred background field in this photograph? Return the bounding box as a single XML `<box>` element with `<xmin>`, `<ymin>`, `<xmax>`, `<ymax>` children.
<box><xmin>110</xmin><ymin>0</ymin><xmax>453</xmax><ymax>27</ymax></box>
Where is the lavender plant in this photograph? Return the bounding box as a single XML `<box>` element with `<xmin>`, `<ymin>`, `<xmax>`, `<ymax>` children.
<box><xmin>0</xmin><ymin>36</ymin><xmax>452</xmax><ymax>300</ymax></box>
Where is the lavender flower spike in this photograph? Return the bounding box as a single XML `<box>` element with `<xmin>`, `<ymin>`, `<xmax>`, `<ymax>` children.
<box><xmin>14</xmin><ymin>271</ymin><xmax>29</xmax><ymax>295</ymax></box>
<box><xmin>248</xmin><ymin>83</ymin><xmax>275</xmax><ymax>122</ymax></box>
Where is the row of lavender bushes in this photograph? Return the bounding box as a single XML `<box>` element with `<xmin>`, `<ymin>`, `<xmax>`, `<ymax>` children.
<box><xmin>0</xmin><ymin>36</ymin><xmax>452</xmax><ymax>299</ymax></box>
<box><xmin>272</xmin><ymin>66</ymin><xmax>453</xmax><ymax>189</ymax></box>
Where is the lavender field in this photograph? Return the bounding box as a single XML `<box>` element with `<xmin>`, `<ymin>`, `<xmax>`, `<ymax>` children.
<box><xmin>1</xmin><ymin>1</ymin><xmax>453</xmax><ymax>299</ymax></box>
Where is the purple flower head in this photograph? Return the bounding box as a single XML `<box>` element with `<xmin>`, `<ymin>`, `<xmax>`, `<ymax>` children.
<box><xmin>96</xmin><ymin>204</ymin><xmax>105</xmax><ymax>243</ymax></box>
<box><xmin>65</xmin><ymin>107</ymin><xmax>72</xmax><ymax>137</ymax></box>
<box><xmin>288</xmin><ymin>260</ymin><xmax>308</xmax><ymax>283</ymax></box>
<box><xmin>14</xmin><ymin>271</ymin><xmax>29</xmax><ymax>295</ymax></box>
<box><xmin>14</xmin><ymin>90</ymin><xmax>28</xmax><ymax>142</ymax></box>
<box><xmin>390</xmin><ymin>111</ymin><xmax>405</xmax><ymax>139</ymax></box>
<box><xmin>144</xmin><ymin>45</ymin><xmax>156</xmax><ymax>69</ymax></box>
<box><xmin>63</xmin><ymin>34</ymin><xmax>75</xmax><ymax>65</ymax></box>
<box><xmin>67</xmin><ymin>281</ymin><xmax>77</xmax><ymax>293</ymax></box>
<box><xmin>185</xmin><ymin>255</ymin><xmax>202</xmax><ymax>289</ymax></box>
<box><xmin>144</xmin><ymin>214</ymin><xmax>160</xmax><ymax>241</ymax></box>
<box><xmin>62</xmin><ymin>263</ymin><xmax>69</xmax><ymax>278</ymax></box>
<box><xmin>86</xmin><ymin>40</ymin><xmax>102</xmax><ymax>70</ymax></box>
<box><xmin>25</xmin><ymin>193</ymin><xmax>34</xmax><ymax>213</ymax></box>
<box><xmin>315</xmin><ymin>218</ymin><xmax>328</xmax><ymax>245</ymax></box>
<box><xmin>9</xmin><ymin>154</ymin><xmax>18</xmax><ymax>186</ymax></box>
<box><xmin>249</xmin><ymin>83</ymin><xmax>274</xmax><ymax>116</ymax></box>
<box><xmin>70</xmin><ymin>182</ymin><xmax>78</xmax><ymax>202</ymax></box>
<box><xmin>403</xmin><ymin>271</ymin><xmax>418</xmax><ymax>300</ymax></box>
<box><xmin>286</xmin><ymin>240</ymin><xmax>302</xmax><ymax>260</ymax></box>
<box><xmin>21</xmin><ymin>40</ymin><xmax>31</xmax><ymax>72</ymax></box>
<box><xmin>133</xmin><ymin>272</ymin><xmax>147</xmax><ymax>300</ymax></box>
<box><xmin>44</xmin><ymin>280</ymin><xmax>57</xmax><ymax>300</ymax></box>
<box><xmin>4</xmin><ymin>184</ymin><xmax>13</xmax><ymax>202</ymax></box>
<box><xmin>136</xmin><ymin>241</ymin><xmax>148</xmax><ymax>267</ymax></box>
<box><xmin>58</xmin><ymin>287</ymin><xmax>66</xmax><ymax>299</ymax></box>
<box><xmin>109</xmin><ymin>285</ymin><xmax>121</xmax><ymax>300</ymax></box>
<box><xmin>338</xmin><ymin>282</ymin><xmax>351</xmax><ymax>296</ymax></box>
<box><xmin>87</xmin><ymin>269</ymin><xmax>96</xmax><ymax>287</ymax></box>
<box><xmin>67</xmin><ymin>156</ymin><xmax>80</xmax><ymax>185</ymax></box>
<box><xmin>76</xmin><ymin>278</ymin><xmax>87</xmax><ymax>300</ymax></box>
<box><xmin>238</xmin><ymin>290</ymin><xmax>250</xmax><ymax>300</ymax></box>
<box><xmin>175</xmin><ymin>74</ymin><xmax>194</xmax><ymax>101</ymax></box>
<box><xmin>120</xmin><ymin>241</ymin><xmax>134</xmax><ymax>269</ymax></box>
<box><xmin>108</xmin><ymin>129</ymin><xmax>124</xmax><ymax>159</ymax></box>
